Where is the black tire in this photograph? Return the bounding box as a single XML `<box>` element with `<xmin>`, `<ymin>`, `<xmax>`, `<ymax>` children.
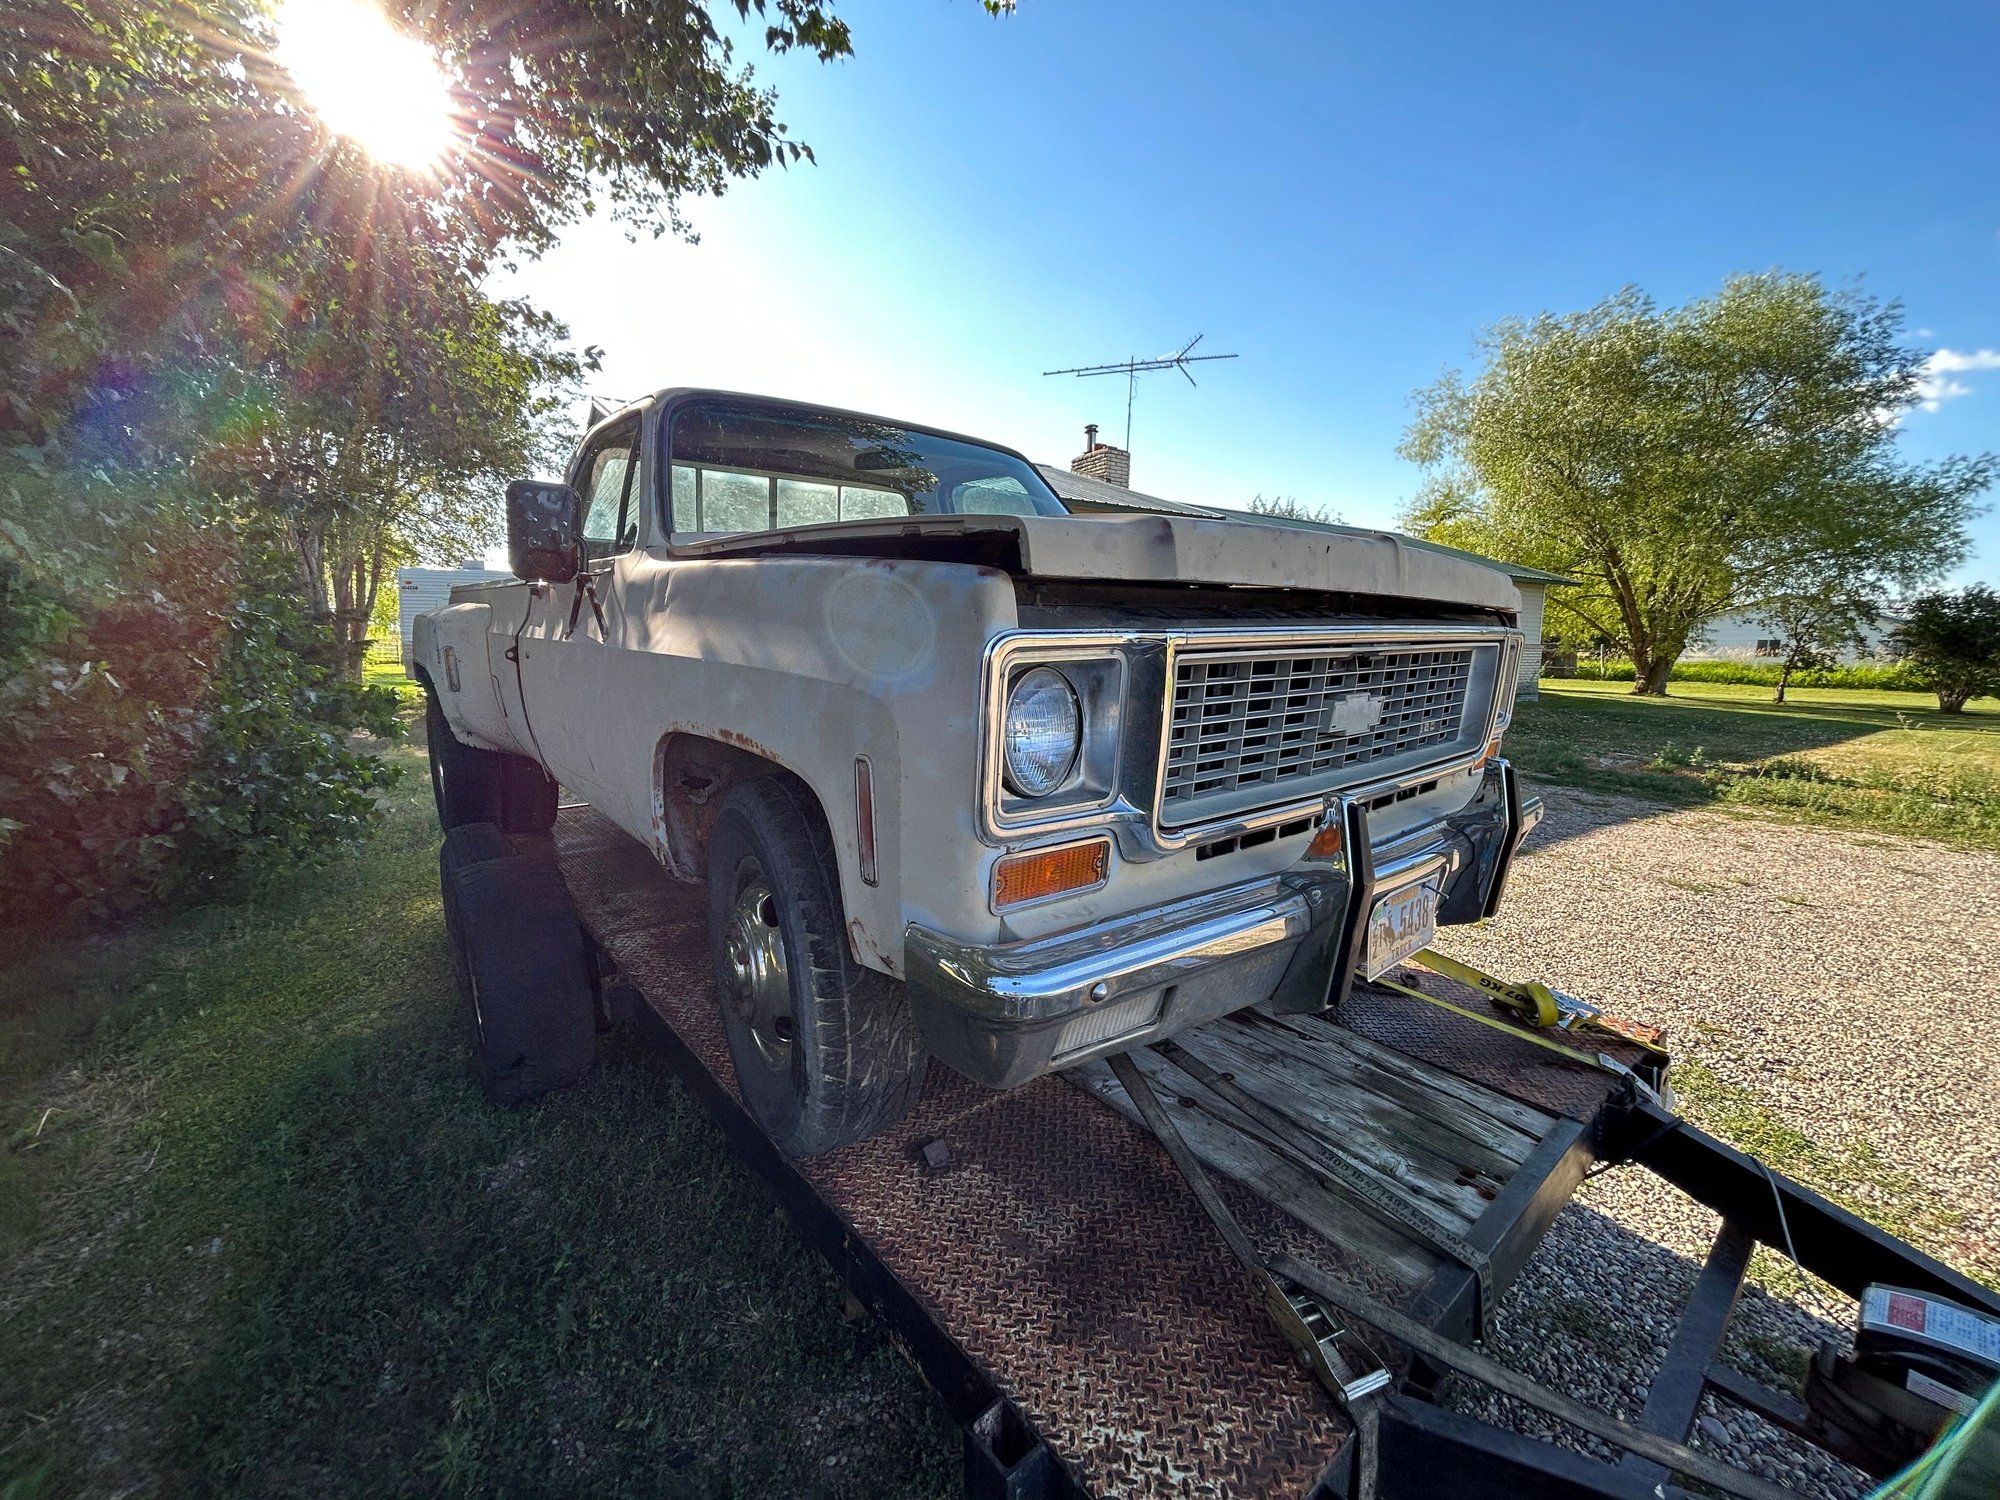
<box><xmin>440</xmin><ymin>830</ymin><xmax>595</xmax><ymax>1107</ymax></box>
<box><xmin>706</xmin><ymin>777</ymin><xmax>926</xmax><ymax>1156</ymax></box>
<box><xmin>425</xmin><ymin>686</ymin><xmax>559</xmax><ymax>835</ymax></box>
<box><xmin>442</xmin><ymin>820</ymin><xmax>509</xmax><ymax>870</ymax></box>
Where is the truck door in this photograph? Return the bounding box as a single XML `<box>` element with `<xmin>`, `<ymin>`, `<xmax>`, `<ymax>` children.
<box><xmin>509</xmin><ymin>416</ymin><xmax>644</xmax><ymax>810</ymax></box>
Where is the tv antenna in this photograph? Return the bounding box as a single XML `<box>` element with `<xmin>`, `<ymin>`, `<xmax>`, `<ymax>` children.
<box><xmin>1043</xmin><ymin>334</ymin><xmax>1238</xmax><ymax>451</ymax></box>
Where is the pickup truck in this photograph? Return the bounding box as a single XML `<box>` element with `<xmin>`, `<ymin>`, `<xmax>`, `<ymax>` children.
<box><xmin>414</xmin><ymin>389</ymin><xmax>1539</xmax><ymax>1154</ymax></box>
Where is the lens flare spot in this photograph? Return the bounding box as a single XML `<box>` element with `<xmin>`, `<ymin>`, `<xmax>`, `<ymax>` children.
<box><xmin>275</xmin><ymin>0</ymin><xmax>453</xmax><ymax>168</ymax></box>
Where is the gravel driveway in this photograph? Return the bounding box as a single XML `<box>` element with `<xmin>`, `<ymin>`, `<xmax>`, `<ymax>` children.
<box><xmin>1442</xmin><ymin>785</ymin><xmax>2000</xmax><ymax>1497</ymax></box>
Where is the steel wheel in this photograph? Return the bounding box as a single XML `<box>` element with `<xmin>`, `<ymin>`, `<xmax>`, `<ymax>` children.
<box><xmin>722</xmin><ymin>870</ymin><xmax>795</xmax><ymax>1075</ymax></box>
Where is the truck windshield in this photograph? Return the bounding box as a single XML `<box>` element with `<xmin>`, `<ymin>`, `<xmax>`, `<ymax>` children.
<box><xmin>665</xmin><ymin>398</ymin><xmax>1069</xmax><ymax>536</ymax></box>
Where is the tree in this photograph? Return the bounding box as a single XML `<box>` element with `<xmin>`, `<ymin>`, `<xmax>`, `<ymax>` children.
<box><xmin>1892</xmin><ymin>586</ymin><xmax>2000</xmax><ymax>714</ymax></box>
<box><xmin>1401</xmin><ymin>275</ymin><xmax>1995</xmax><ymax>695</ymax></box>
<box><xmin>1246</xmin><ymin>494</ymin><xmax>1344</xmax><ymax>524</ymax></box>
<box><xmin>1755</xmin><ymin>571</ymin><xmax>1875</xmax><ymax>704</ymax></box>
<box><xmin>0</xmin><ymin>0</ymin><xmax>889</xmax><ymax>918</ymax></box>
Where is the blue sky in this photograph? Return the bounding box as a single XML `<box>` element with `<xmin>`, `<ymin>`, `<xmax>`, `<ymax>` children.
<box><xmin>507</xmin><ymin>0</ymin><xmax>2000</xmax><ymax>579</ymax></box>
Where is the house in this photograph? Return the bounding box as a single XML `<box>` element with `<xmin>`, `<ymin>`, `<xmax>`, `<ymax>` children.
<box><xmin>395</xmin><ymin>562</ymin><xmax>511</xmax><ymax>666</ymax></box>
<box><xmin>1037</xmin><ymin>430</ymin><xmax>1572</xmax><ymax>699</ymax></box>
<box><xmin>1682</xmin><ymin>608</ymin><xmax>1897</xmax><ymax>665</ymax></box>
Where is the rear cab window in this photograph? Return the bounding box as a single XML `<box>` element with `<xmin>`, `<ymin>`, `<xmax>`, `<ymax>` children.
<box><xmin>663</xmin><ymin>398</ymin><xmax>1067</xmax><ymax>540</ymax></box>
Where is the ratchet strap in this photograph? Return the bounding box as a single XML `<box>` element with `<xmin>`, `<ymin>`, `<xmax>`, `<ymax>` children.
<box><xmin>1151</xmin><ymin>1038</ymin><xmax>1496</xmax><ymax>1343</ymax></box>
<box><xmin>1408</xmin><ymin>948</ymin><xmax>1668</xmax><ymax>1058</ymax></box>
<box><xmin>1372</xmin><ymin>971</ymin><xmax>1668</xmax><ymax>1108</ymax></box>
<box><xmin>1107</xmin><ymin>1052</ymin><xmax>1389</xmax><ymax>1500</ymax></box>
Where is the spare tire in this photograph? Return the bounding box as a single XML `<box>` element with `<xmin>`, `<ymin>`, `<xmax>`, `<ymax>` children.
<box><xmin>440</xmin><ymin>833</ymin><xmax>595</xmax><ymax>1107</ymax></box>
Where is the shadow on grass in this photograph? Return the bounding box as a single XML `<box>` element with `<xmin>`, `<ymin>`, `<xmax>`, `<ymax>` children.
<box><xmin>163</xmin><ymin>1020</ymin><xmax>958</xmax><ymax>1499</ymax></box>
<box><xmin>0</xmin><ymin>759</ymin><xmax>956</xmax><ymax>1500</ymax></box>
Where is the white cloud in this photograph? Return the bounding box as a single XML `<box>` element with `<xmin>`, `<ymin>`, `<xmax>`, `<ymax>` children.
<box><xmin>1917</xmin><ymin>347</ymin><xmax>2000</xmax><ymax>411</ymax></box>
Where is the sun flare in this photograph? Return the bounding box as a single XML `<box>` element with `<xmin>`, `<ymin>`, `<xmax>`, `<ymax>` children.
<box><xmin>274</xmin><ymin>0</ymin><xmax>454</xmax><ymax>168</ymax></box>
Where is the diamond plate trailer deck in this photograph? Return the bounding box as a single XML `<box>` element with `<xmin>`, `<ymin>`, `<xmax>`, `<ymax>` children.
<box><xmin>549</xmin><ymin>807</ymin><xmax>2000</xmax><ymax>1498</ymax></box>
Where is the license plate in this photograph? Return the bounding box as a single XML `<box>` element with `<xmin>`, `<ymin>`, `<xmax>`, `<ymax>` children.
<box><xmin>1364</xmin><ymin>880</ymin><xmax>1441</xmax><ymax>980</ymax></box>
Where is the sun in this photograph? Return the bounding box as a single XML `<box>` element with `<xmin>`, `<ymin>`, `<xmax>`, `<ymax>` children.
<box><xmin>274</xmin><ymin>0</ymin><xmax>454</xmax><ymax>169</ymax></box>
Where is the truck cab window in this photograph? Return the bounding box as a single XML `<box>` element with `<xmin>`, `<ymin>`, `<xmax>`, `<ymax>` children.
<box><xmin>576</xmin><ymin>419</ymin><xmax>642</xmax><ymax>560</ymax></box>
<box><xmin>665</xmin><ymin>398</ymin><xmax>1066</xmax><ymax>538</ymax></box>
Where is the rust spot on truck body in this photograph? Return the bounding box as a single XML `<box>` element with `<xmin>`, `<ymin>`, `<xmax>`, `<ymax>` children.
<box><xmin>714</xmin><ymin>726</ymin><xmax>776</xmax><ymax>760</ymax></box>
<box><xmin>848</xmin><ymin>916</ymin><xmax>897</xmax><ymax>975</ymax></box>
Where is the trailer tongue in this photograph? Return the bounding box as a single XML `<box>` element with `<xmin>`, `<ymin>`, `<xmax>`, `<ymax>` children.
<box><xmin>544</xmin><ymin>806</ymin><xmax>1998</xmax><ymax>1497</ymax></box>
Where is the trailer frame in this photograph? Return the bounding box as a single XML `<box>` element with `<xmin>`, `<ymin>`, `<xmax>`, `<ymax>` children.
<box><xmin>543</xmin><ymin>807</ymin><xmax>1999</xmax><ymax>1499</ymax></box>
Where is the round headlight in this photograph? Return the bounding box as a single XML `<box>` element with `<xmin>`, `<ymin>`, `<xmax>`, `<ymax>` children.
<box><xmin>1003</xmin><ymin>666</ymin><xmax>1082</xmax><ymax>798</ymax></box>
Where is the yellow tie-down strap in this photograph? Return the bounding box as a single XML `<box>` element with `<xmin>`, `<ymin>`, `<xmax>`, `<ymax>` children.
<box><xmin>1405</xmin><ymin>947</ymin><xmax>1668</xmax><ymax>1058</ymax></box>
<box><xmin>1372</xmin><ymin>951</ymin><xmax>1673</xmax><ymax>1109</ymax></box>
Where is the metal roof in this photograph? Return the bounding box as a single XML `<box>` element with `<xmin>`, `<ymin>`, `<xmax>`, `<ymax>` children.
<box><xmin>1034</xmin><ymin>465</ymin><xmax>1226</xmax><ymax>518</ymax></box>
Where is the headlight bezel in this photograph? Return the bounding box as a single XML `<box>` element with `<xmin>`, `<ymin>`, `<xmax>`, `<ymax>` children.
<box><xmin>982</xmin><ymin>634</ymin><xmax>1138</xmax><ymax>837</ymax></box>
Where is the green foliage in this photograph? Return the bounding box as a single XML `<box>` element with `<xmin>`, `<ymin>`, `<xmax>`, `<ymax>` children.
<box><xmin>1892</xmin><ymin>586</ymin><xmax>2000</xmax><ymax>714</ymax></box>
<box><xmin>1402</xmin><ymin>274</ymin><xmax>1994</xmax><ymax>695</ymax></box>
<box><xmin>171</xmin><ymin>550</ymin><xmax>404</xmax><ymax>898</ymax></box>
<box><xmin>1553</xmin><ymin>656</ymin><xmax>1933</xmax><ymax>691</ymax></box>
<box><xmin>1754</xmin><ymin>574</ymin><xmax>1877</xmax><ymax>702</ymax></box>
<box><xmin>0</xmin><ymin>0</ymin><xmax>883</xmax><ymax>923</ymax></box>
<box><xmin>1245</xmin><ymin>493</ymin><xmax>1343</xmax><ymax>524</ymax></box>
<box><xmin>0</xmin><ymin>537</ymin><xmax>403</xmax><ymax>929</ymax></box>
<box><xmin>0</xmin><ymin>529</ymin><xmax>236</xmax><ymax>925</ymax></box>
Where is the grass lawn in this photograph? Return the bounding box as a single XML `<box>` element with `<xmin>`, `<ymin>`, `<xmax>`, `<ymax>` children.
<box><xmin>0</xmin><ymin>749</ymin><xmax>956</xmax><ymax>1499</ymax></box>
<box><xmin>1511</xmin><ymin>679</ymin><xmax>2000</xmax><ymax>848</ymax></box>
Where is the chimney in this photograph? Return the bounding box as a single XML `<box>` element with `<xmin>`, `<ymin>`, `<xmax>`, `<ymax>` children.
<box><xmin>1070</xmin><ymin>424</ymin><xmax>1131</xmax><ymax>489</ymax></box>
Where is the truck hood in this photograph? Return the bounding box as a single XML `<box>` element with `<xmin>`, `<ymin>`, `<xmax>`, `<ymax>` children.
<box><xmin>674</xmin><ymin>512</ymin><xmax>1522</xmax><ymax>614</ymax></box>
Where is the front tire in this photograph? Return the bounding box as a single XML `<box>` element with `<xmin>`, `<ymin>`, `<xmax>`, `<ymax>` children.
<box><xmin>706</xmin><ymin>777</ymin><xmax>926</xmax><ymax>1156</ymax></box>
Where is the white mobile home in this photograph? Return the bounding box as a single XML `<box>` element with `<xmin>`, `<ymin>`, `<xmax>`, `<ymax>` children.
<box><xmin>396</xmin><ymin>563</ymin><xmax>510</xmax><ymax>667</ymax></box>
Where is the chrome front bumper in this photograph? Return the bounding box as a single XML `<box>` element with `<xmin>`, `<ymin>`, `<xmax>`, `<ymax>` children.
<box><xmin>905</xmin><ymin>762</ymin><xmax>1544</xmax><ymax>1090</ymax></box>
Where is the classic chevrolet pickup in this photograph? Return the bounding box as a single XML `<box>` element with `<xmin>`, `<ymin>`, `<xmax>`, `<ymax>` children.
<box><xmin>415</xmin><ymin>389</ymin><xmax>1540</xmax><ymax>1153</ymax></box>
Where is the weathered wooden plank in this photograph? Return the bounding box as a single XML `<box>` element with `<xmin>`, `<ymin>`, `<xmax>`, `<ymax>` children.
<box><xmin>1244</xmin><ymin>1010</ymin><xmax>1557</xmax><ymax>1141</ymax></box>
<box><xmin>1179</xmin><ymin>1022</ymin><xmax>1537</xmax><ymax>1194</ymax></box>
<box><xmin>1208</xmin><ymin>1019</ymin><xmax>1549</xmax><ymax>1159</ymax></box>
<box><xmin>1164</xmin><ymin>1028</ymin><xmax>1509</xmax><ymax>1224</ymax></box>
<box><xmin>1070</xmin><ymin>1054</ymin><xmax>1445</xmax><ymax>1290</ymax></box>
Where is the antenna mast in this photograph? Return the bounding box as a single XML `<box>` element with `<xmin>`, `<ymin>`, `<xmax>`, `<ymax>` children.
<box><xmin>1042</xmin><ymin>334</ymin><xmax>1238</xmax><ymax>452</ymax></box>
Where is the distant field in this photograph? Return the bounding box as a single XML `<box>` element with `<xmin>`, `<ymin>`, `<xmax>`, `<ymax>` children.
<box><xmin>1511</xmin><ymin>680</ymin><xmax>2000</xmax><ymax>847</ymax></box>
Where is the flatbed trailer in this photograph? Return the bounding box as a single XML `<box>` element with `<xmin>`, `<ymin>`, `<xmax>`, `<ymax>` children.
<box><xmin>551</xmin><ymin>807</ymin><xmax>2000</xmax><ymax>1498</ymax></box>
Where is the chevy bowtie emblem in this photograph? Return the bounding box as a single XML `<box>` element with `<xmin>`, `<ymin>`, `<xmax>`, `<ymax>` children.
<box><xmin>1322</xmin><ymin>693</ymin><xmax>1384</xmax><ymax>739</ymax></box>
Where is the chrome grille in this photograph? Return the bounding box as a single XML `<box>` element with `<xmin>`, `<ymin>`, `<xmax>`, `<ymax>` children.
<box><xmin>1161</xmin><ymin>643</ymin><xmax>1486</xmax><ymax>826</ymax></box>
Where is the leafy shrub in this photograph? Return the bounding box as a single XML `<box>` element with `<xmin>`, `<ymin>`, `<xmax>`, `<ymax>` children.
<box><xmin>170</xmin><ymin>548</ymin><xmax>404</xmax><ymax>899</ymax></box>
<box><xmin>1648</xmin><ymin>741</ymin><xmax>1710</xmax><ymax>769</ymax></box>
<box><xmin>0</xmin><ymin>533</ymin><xmax>235</xmax><ymax>924</ymax></box>
<box><xmin>1892</xmin><ymin>587</ymin><xmax>2000</xmax><ymax>713</ymax></box>
<box><xmin>0</xmin><ymin>535</ymin><xmax>403</xmax><ymax>932</ymax></box>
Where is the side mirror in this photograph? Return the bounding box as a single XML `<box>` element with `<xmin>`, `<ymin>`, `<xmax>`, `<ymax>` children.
<box><xmin>506</xmin><ymin>479</ymin><xmax>582</xmax><ymax>584</ymax></box>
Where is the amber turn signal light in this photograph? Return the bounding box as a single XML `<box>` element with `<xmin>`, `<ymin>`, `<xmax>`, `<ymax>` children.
<box><xmin>993</xmin><ymin>838</ymin><xmax>1111</xmax><ymax>910</ymax></box>
<box><xmin>1305</xmin><ymin>819</ymin><xmax>1344</xmax><ymax>861</ymax></box>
